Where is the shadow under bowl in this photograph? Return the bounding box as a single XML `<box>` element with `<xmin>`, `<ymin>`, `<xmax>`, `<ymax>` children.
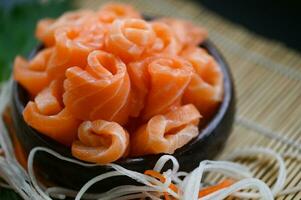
<box><xmin>11</xmin><ymin>40</ymin><xmax>235</xmax><ymax>192</ymax></box>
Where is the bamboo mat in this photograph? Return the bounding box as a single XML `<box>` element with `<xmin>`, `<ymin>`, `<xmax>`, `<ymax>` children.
<box><xmin>78</xmin><ymin>0</ymin><xmax>301</xmax><ymax>199</ymax></box>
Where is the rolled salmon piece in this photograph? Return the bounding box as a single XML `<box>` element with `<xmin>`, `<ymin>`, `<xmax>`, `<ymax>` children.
<box><xmin>13</xmin><ymin>48</ymin><xmax>53</xmax><ymax>97</ymax></box>
<box><xmin>63</xmin><ymin>50</ymin><xmax>131</xmax><ymax>125</ymax></box>
<box><xmin>23</xmin><ymin>80</ymin><xmax>81</xmax><ymax>146</ymax></box>
<box><xmin>156</xmin><ymin>18</ymin><xmax>208</xmax><ymax>48</ymax></box>
<box><xmin>181</xmin><ymin>47</ymin><xmax>223</xmax><ymax>118</ymax></box>
<box><xmin>72</xmin><ymin>120</ymin><xmax>130</xmax><ymax>164</ymax></box>
<box><xmin>46</xmin><ymin>24</ymin><xmax>105</xmax><ymax>81</ymax></box>
<box><xmin>145</xmin><ymin>22</ymin><xmax>182</xmax><ymax>56</ymax></box>
<box><xmin>36</xmin><ymin>10</ymin><xmax>95</xmax><ymax>47</ymax></box>
<box><xmin>96</xmin><ymin>3</ymin><xmax>142</xmax><ymax>24</ymax></box>
<box><xmin>127</xmin><ymin>56</ymin><xmax>153</xmax><ymax>118</ymax></box>
<box><xmin>141</xmin><ymin>56</ymin><xmax>193</xmax><ymax>120</ymax></box>
<box><xmin>131</xmin><ymin>104</ymin><xmax>201</xmax><ymax>156</ymax></box>
<box><xmin>105</xmin><ymin>18</ymin><xmax>156</xmax><ymax>63</ymax></box>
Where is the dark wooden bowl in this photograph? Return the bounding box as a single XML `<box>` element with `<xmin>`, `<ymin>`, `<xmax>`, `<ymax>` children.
<box><xmin>11</xmin><ymin>40</ymin><xmax>235</xmax><ymax>192</ymax></box>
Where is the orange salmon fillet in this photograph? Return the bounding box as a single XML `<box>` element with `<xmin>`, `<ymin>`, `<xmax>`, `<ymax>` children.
<box><xmin>23</xmin><ymin>80</ymin><xmax>81</xmax><ymax>146</ymax></box>
<box><xmin>36</xmin><ymin>10</ymin><xmax>95</xmax><ymax>47</ymax></box>
<box><xmin>131</xmin><ymin>104</ymin><xmax>201</xmax><ymax>156</ymax></box>
<box><xmin>13</xmin><ymin>3</ymin><xmax>223</xmax><ymax>163</ymax></box>
<box><xmin>63</xmin><ymin>50</ymin><xmax>131</xmax><ymax>124</ymax></box>
<box><xmin>72</xmin><ymin>120</ymin><xmax>129</xmax><ymax>164</ymax></box>
<box><xmin>13</xmin><ymin>48</ymin><xmax>52</xmax><ymax>97</ymax></box>
<box><xmin>97</xmin><ymin>3</ymin><xmax>141</xmax><ymax>24</ymax></box>
<box><xmin>142</xmin><ymin>56</ymin><xmax>193</xmax><ymax>120</ymax></box>
<box><xmin>181</xmin><ymin>47</ymin><xmax>223</xmax><ymax>118</ymax></box>
<box><xmin>145</xmin><ymin>22</ymin><xmax>182</xmax><ymax>56</ymax></box>
<box><xmin>105</xmin><ymin>18</ymin><xmax>156</xmax><ymax>63</ymax></box>
<box><xmin>46</xmin><ymin>25</ymin><xmax>105</xmax><ymax>81</ymax></box>
<box><xmin>156</xmin><ymin>18</ymin><xmax>208</xmax><ymax>49</ymax></box>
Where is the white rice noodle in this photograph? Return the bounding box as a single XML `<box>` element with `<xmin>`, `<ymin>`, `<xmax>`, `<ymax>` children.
<box><xmin>277</xmin><ymin>186</ymin><xmax>301</xmax><ymax>197</ymax></box>
<box><xmin>92</xmin><ymin>185</ymin><xmax>162</xmax><ymax>200</ymax></box>
<box><xmin>0</xmin><ymin>181</ymin><xmax>12</xmax><ymax>189</ymax></box>
<box><xmin>153</xmin><ymin>155</ymin><xmax>179</xmax><ymax>173</ymax></box>
<box><xmin>201</xmin><ymin>178</ymin><xmax>274</xmax><ymax>200</ymax></box>
<box><xmin>224</xmin><ymin>147</ymin><xmax>286</xmax><ymax>198</ymax></box>
<box><xmin>27</xmin><ymin>147</ymin><xmax>178</xmax><ymax>200</ymax></box>
<box><xmin>172</xmin><ymin>171</ymin><xmax>188</xmax><ymax>185</ymax></box>
<box><xmin>0</xmin><ymin>80</ymin><xmax>45</xmax><ymax>200</ymax></box>
<box><xmin>109</xmin><ymin>164</ymin><xmax>179</xmax><ymax>198</ymax></box>
<box><xmin>181</xmin><ymin>160</ymin><xmax>253</xmax><ymax>200</ymax></box>
<box><xmin>46</xmin><ymin>187</ymin><xmax>103</xmax><ymax>200</ymax></box>
<box><xmin>27</xmin><ymin>147</ymin><xmax>99</xmax><ymax>200</ymax></box>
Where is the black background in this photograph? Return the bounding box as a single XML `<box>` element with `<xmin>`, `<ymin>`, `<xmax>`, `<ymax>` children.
<box><xmin>196</xmin><ymin>0</ymin><xmax>301</xmax><ymax>52</ymax></box>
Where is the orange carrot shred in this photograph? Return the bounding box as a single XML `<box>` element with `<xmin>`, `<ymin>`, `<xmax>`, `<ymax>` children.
<box><xmin>198</xmin><ymin>179</ymin><xmax>234</xmax><ymax>198</ymax></box>
<box><xmin>144</xmin><ymin>170</ymin><xmax>165</xmax><ymax>182</ymax></box>
<box><xmin>145</xmin><ymin>170</ymin><xmax>179</xmax><ymax>200</ymax></box>
<box><xmin>2</xmin><ymin>109</ymin><xmax>28</xmax><ymax>169</ymax></box>
<box><xmin>13</xmin><ymin>136</ymin><xmax>28</xmax><ymax>170</ymax></box>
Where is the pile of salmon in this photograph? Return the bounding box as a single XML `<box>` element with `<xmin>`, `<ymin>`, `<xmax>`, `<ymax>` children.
<box><xmin>13</xmin><ymin>3</ymin><xmax>223</xmax><ymax>164</ymax></box>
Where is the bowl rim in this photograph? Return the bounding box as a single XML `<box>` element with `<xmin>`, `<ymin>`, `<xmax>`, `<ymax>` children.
<box><xmin>13</xmin><ymin>39</ymin><xmax>234</xmax><ymax>165</ymax></box>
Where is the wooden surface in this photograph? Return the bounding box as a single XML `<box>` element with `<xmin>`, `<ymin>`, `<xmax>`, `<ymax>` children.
<box><xmin>75</xmin><ymin>0</ymin><xmax>301</xmax><ymax>199</ymax></box>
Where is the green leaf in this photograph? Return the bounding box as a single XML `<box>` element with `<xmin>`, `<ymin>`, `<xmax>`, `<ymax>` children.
<box><xmin>0</xmin><ymin>0</ymin><xmax>72</xmax><ymax>81</ymax></box>
<box><xmin>0</xmin><ymin>188</ymin><xmax>22</xmax><ymax>200</ymax></box>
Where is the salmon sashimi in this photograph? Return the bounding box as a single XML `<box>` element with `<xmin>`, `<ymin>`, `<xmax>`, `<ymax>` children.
<box><xmin>63</xmin><ymin>50</ymin><xmax>131</xmax><ymax>124</ymax></box>
<box><xmin>97</xmin><ymin>3</ymin><xmax>141</xmax><ymax>24</ymax></box>
<box><xmin>145</xmin><ymin>22</ymin><xmax>182</xmax><ymax>56</ymax></box>
<box><xmin>36</xmin><ymin>10</ymin><xmax>95</xmax><ymax>47</ymax></box>
<box><xmin>35</xmin><ymin>18</ymin><xmax>55</xmax><ymax>46</ymax></box>
<box><xmin>46</xmin><ymin>25</ymin><xmax>105</xmax><ymax>81</ymax></box>
<box><xmin>127</xmin><ymin>56</ymin><xmax>154</xmax><ymax>118</ymax></box>
<box><xmin>128</xmin><ymin>56</ymin><xmax>193</xmax><ymax>119</ymax></box>
<box><xmin>13</xmin><ymin>3</ymin><xmax>223</xmax><ymax>163</ymax></box>
<box><xmin>105</xmin><ymin>18</ymin><xmax>156</xmax><ymax>63</ymax></box>
<box><xmin>141</xmin><ymin>56</ymin><xmax>194</xmax><ymax>120</ymax></box>
<box><xmin>13</xmin><ymin>48</ymin><xmax>52</xmax><ymax>97</ymax></box>
<box><xmin>181</xmin><ymin>47</ymin><xmax>223</xmax><ymax>118</ymax></box>
<box><xmin>23</xmin><ymin>80</ymin><xmax>81</xmax><ymax>146</ymax></box>
<box><xmin>72</xmin><ymin>120</ymin><xmax>129</xmax><ymax>164</ymax></box>
<box><xmin>34</xmin><ymin>80</ymin><xmax>63</xmax><ymax>115</ymax></box>
<box><xmin>157</xmin><ymin>18</ymin><xmax>208</xmax><ymax>49</ymax></box>
<box><xmin>131</xmin><ymin>104</ymin><xmax>201</xmax><ymax>156</ymax></box>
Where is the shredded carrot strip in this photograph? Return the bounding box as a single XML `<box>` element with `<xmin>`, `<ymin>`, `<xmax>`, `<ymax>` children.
<box><xmin>198</xmin><ymin>179</ymin><xmax>234</xmax><ymax>198</ymax></box>
<box><xmin>144</xmin><ymin>170</ymin><xmax>178</xmax><ymax>199</ymax></box>
<box><xmin>2</xmin><ymin>109</ymin><xmax>28</xmax><ymax>169</ymax></box>
<box><xmin>145</xmin><ymin>169</ymin><xmax>234</xmax><ymax>200</ymax></box>
<box><xmin>13</xmin><ymin>135</ymin><xmax>28</xmax><ymax>170</ymax></box>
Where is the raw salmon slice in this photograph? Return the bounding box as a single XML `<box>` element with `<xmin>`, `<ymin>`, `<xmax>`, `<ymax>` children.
<box><xmin>97</xmin><ymin>3</ymin><xmax>141</xmax><ymax>24</ymax></box>
<box><xmin>105</xmin><ymin>18</ymin><xmax>156</xmax><ymax>63</ymax></box>
<box><xmin>12</xmin><ymin>3</ymin><xmax>223</xmax><ymax>163</ymax></box>
<box><xmin>157</xmin><ymin>18</ymin><xmax>208</xmax><ymax>48</ymax></box>
<box><xmin>63</xmin><ymin>50</ymin><xmax>131</xmax><ymax>124</ymax></box>
<box><xmin>72</xmin><ymin>120</ymin><xmax>129</xmax><ymax>164</ymax></box>
<box><xmin>146</xmin><ymin>22</ymin><xmax>182</xmax><ymax>56</ymax></box>
<box><xmin>35</xmin><ymin>18</ymin><xmax>55</xmax><ymax>47</ymax></box>
<box><xmin>23</xmin><ymin>80</ymin><xmax>81</xmax><ymax>146</ymax></box>
<box><xmin>34</xmin><ymin>80</ymin><xmax>63</xmax><ymax>115</ymax></box>
<box><xmin>36</xmin><ymin>10</ymin><xmax>95</xmax><ymax>47</ymax></box>
<box><xmin>181</xmin><ymin>47</ymin><xmax>223</xmax><ymax>118</ymax></box>
<box><xmin>142</xmin><ymin>56</ymin><xmax>194</xmax><ymax>120</ymax></box>
<box><xmin>127</xmin><ymin>56</ymin><xmax>153</xmax><ymax>117</ymax></box>
<box><xmin>13</xmin><ymin>48</ymin><xmax>52</xmax><ymax>97</ymax></box>
<box><xmin>128</xmin><ymin>56</ymin><xmax>193</xmax><ymax>119</ymax></box>
<box><xmin>131</xmin><ymin>104</ymin><xmax>201</xmax><ymax>156</ymax></box>
<box><xmin>46</xmin><ymin>25</ymin><xmax>105</xmax><ymax>81</ymax></box>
